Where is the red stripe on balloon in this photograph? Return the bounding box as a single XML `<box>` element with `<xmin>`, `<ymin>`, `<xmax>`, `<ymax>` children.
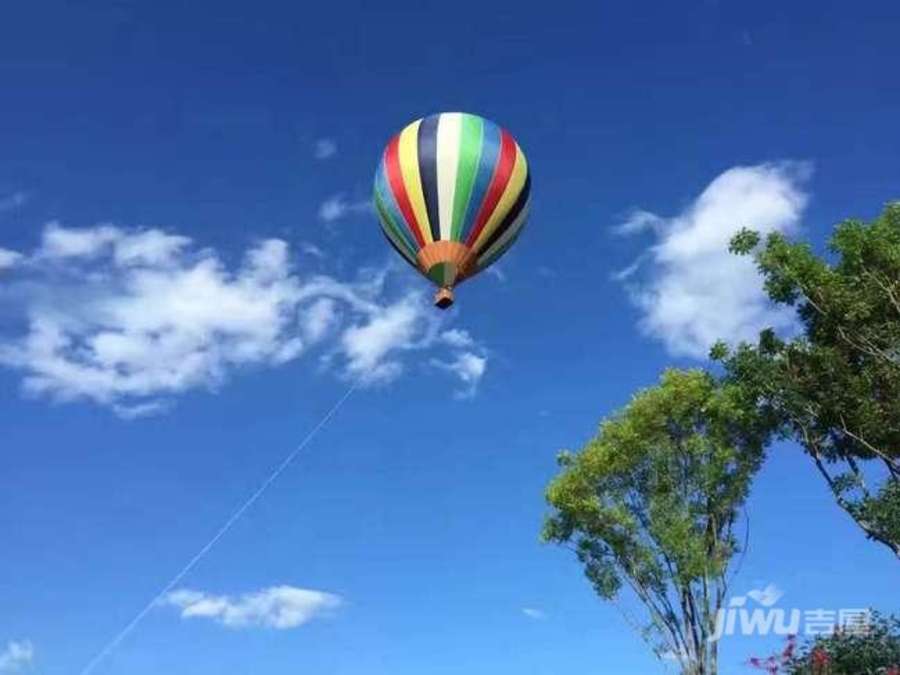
<box><xmin>465</xmin><ymin>129</ymin><xmax>517</xmax><ymax>247</ymax></box>
<box><xmin>384</xmin><ymin>136</ymin><xmax>426</xmax><ymax>248</ymax></box>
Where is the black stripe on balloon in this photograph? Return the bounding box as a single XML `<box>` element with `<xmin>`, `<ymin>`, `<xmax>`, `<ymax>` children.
<box><xmin>474</xmin><ymin>172</ymin><xmax>531</xmax><ymax>257</ymax></box>
<box><xmin>417</xmin><ymin>114</ymin><xmax>442</xmax><ymax>242</ymax></box>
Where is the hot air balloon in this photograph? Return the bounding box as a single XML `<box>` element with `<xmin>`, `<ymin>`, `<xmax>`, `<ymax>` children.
<box><xmin>373</xmin><ymin>112</ymin><xmax>531</xmax><ymax>308</ymax></box>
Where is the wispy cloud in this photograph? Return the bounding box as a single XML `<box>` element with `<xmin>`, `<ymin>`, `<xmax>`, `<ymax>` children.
<box><xmin>0</xmin><ymin>249</ymin><xmax>22</xmax><ymax>270</ymax></box>
<box><xmin>0</xmin><ymin>191</ymin><xmax>28</xmax><ymax>213</ymax></box>
<box><xmin>485</xmin><ymin>265</ymin><xmax>506</xmax><ymax>282</ymax></box>
<box><xmin>613</xmin><ymin>208</ymin><xmax>664</xmax><ymax>236</ymax></box>
<box><xmin>340</xmin><ymin>294</ymin><xmax>437</xmax><ymax>384</ymax></box>
<box><xmin>0</xmin><ymin>223</ymin><xmax>489</xmax><ymax>416</ymax></box>
<box><xmin>610</xmin><ymin>251</ymin><xmax>650</xmax><ymax>283</ymax></box>
<box><xmin>313</xmin><ymin>138</ymin><xmax>337</xmax><ymax>160</ymax></box>
<box><xmin>434</xmin><ymin>330</ymin><xmax>486</xmax><ymax>397</ymax></box>
<box><xmin>430</xmin><ymin>352</ymin><xmax>487</xmax><ymax>398</ymax></box>
<box><xmin>318</xmin><ymin>194</ymin><xmax>371</xmax><ymax>223</ymax></box>
<box><xmin>522</xmin><ymin>608</ymin><xmax>546</xmax><ymax>620</ymax></box>
<box><xmin>300</xmin><ymin>242</ymin><xmax>325</xmax><ymax>259</ymax></box>
<box><xmin>37</xmin><ymin>221</ymin><xmax>124</xmax><ymax>258</ymax></box>
<box><xmin>439</xmin><ymin>328</ymin><xmax>475</xmax><ymax>349</ymax></box>
<box><xmin>161</xmin><ymin>586</ymin><xmax>341</xmax><ymax>629</ymax></box>
<box><xmin>0</xmin><ymin>641</ymin><xmax>33</xmax><ymax>673</ymax></box>
<box><xmin>615</xmin><ymin>162</ymin><xmax>810</xmax><ymax>358</ymax></box>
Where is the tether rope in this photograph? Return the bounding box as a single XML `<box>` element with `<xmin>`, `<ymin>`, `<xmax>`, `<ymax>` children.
<box><xmin>78</xmin><ymin>380</ymin><xmax>361</xmax><ymax>675</ymax></box>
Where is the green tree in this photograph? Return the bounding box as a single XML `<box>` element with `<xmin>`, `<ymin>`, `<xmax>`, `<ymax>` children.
<box><xmin>718</xmin><ymin>203</ymin><xmax>900</xmax><ymax>558</ymax></box>
<box><xmin>543</xmin><ymin>369</ymin><xmax>773</xmax><ymax>675</ymax></box>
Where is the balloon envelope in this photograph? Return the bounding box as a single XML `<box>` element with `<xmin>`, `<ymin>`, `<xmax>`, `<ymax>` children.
<box><xmin>373</xmin><ymin>112</ymin><xmax>530</xmax><ymax>308</ymax></box>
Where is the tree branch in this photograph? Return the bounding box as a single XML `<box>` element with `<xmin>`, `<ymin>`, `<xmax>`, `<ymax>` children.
<box><xmin>838</xmin><ymin>414</ymin><xmax>900</xmax><ymax>475</ymax></box>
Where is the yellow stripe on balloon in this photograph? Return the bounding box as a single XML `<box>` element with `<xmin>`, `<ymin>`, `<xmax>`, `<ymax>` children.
<box><xmin>471</xmin><ymin>144</ymin><xmax>528</xmax><ymax>251</ymax></box>
<box><xmin>398</xmin><ymin>120</ymin><xmax>434</xmax><ymax>244</ymax></box>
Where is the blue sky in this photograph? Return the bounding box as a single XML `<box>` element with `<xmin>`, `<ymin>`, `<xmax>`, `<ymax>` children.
<box><xmin>1</xmin><ymin>1</ymin><xmax>899</xmax><ymax>673</ymax></box>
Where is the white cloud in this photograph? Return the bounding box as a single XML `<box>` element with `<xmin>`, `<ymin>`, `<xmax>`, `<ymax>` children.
<box><xmin>609</xmin><ymin>254</ymin><xmax>646</xmax><ymax>283</ymax></box>
<box><xmin>0</xmin><ymin>191</ymin><xmax>28</xmax><ymax>212</ymax></box>
<box><xmin>613</xmin><ymin>208</ymin><xmax>664</xmax><ymax>236</ymax></box>
<box><xmin>112</xmin><ymin>229</ymin><xmax>191</xmax><ymax>267</ymax></box>
<box><xmin>430</xmin><ymin>352</ymin><xmax>487</xmax><ymax>398</ymax></box>
<box><xmin>340</xmin><ymin>295</ymin><xmax>436</xmax><ymax>384</ymax></box>
<box><xmin>0</xmin><ymin>641</ymin><xmax>33</xmax><ymax>673</ymax></box>
<box><xmin>300</xmin><ymin>242</ymin><xmax>325</xmax><ymax>259</ymax></box>
<box><xmin>162</xmin><ymin>586</ymin><xmax>340</xmax><ymax>629</ymax></box>
<box><xmin>0</xmin><ymin>223</ymin><xmax>489</xmax><ymax>416</ymax></box>
<box><xmin>313</xmin><ymin>138</ymin><xmax>337</xmax><ymax>160</ymax></box>
<box><xmin>35</xmin><ymin>222</ymin><xmax>190</xmax><ymax>267</ymax></box>
<box><xmin>616</xmin><ymin>162</ymin><xmax>810</xmax><ymax>358</ymax></box>
<box><xmin>522</xmin><ymin>608</ymin><xmax>546</xmax><ymax>620</ymax></box>
<box><xmin>432</xmin><ymin>332</ymin><xmax>488</xmax><ymax>397</ymax></box>
<box><xmin>1</xmin><ymin>233</ymin><xmax>306</xmax><ymax>415</ymax></box>
<box><xmin>302</xmin><ymin>298</ymin><xmax>339</xmax><ymax>343</ymax></box>
<box><xmin>318</xmin><ymin>194</ymin><xmax>371</xmax><ymax>223</ymax></box>
<box><xmin>112</xmin><ymin>399</ymin><xmax>173</xmax><ymax>419</ymax></box>
<box><xmin>440</xmin><ymin>328</ymin><xmax>475</xmax><ymax>349</ymax></box>
<box><xmin>38</xmin><ymin>222</ymin><xmax>121</xmax><ymax>258</ymax></box>
<box><xmin>0</xmin><ymin>249</ymin><xmax>21</xmax><ymax>270</ymax></box>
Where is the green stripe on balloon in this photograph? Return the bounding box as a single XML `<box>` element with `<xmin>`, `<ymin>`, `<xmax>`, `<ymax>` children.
<box><xmin>374</xmin><ymin>190</ymin><xmax>415</xmax><ymax>253</ymax></box>
<box><xmin>450</xmin><ymin>114</ymin><xmax>483</xmax><ymax>242</ymax></box>
<box><xmin>375</xmin><ymin>193</ymin><xmax>418</xmax><ymax>264</ymax></box>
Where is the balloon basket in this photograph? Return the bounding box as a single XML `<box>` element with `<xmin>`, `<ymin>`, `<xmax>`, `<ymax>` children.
<box><xmin>434</xmin><ymin>287</ymin><xmax>454</xmax><ymax>309</ymax></box>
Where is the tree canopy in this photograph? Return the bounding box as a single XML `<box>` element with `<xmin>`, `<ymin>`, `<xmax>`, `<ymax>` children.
<box><xmin>718</xmin><ymin>203</ymin><xmax>900</xmax><ymax>558</ymax></box>
<box><xmin>543</xmin><ymin>369</ymin><xmax>773</xmax><ymax>674</ymax></box>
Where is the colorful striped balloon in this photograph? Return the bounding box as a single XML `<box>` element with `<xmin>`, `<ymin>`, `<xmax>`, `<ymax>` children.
<box><xmin>374</xmin><ymin>112</ymin><xmax>531</xmax><ymax>308</ymax></box>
